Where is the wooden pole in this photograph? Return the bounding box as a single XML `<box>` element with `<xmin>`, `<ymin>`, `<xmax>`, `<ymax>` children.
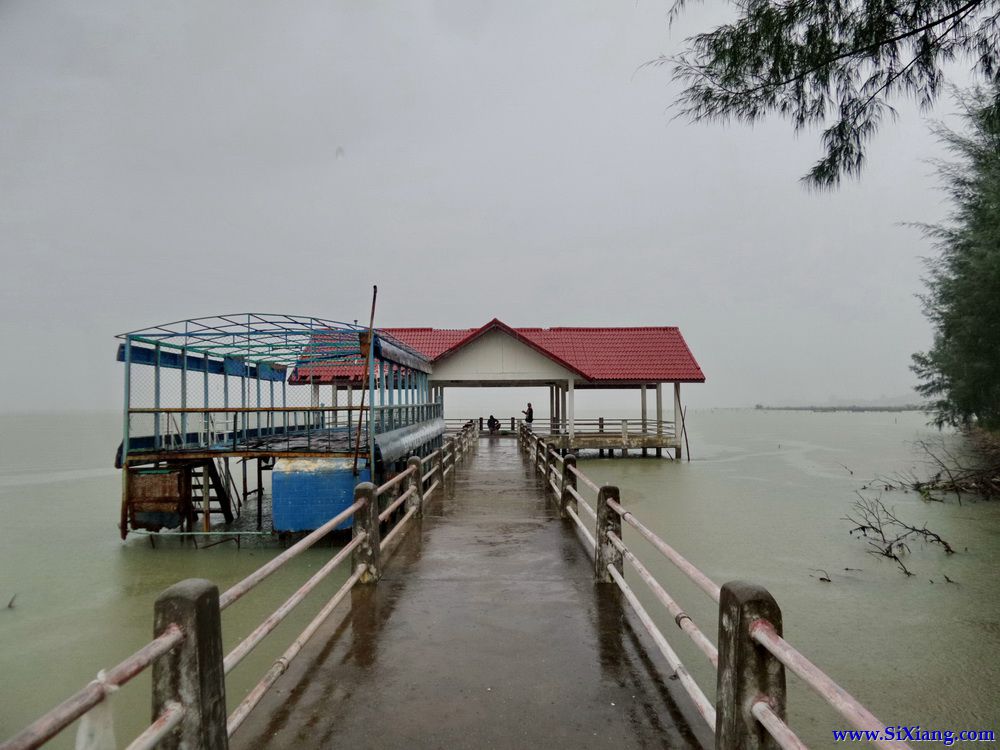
<box><xmin>353</xmin><ymin>286</ymin><xmax>378</xmax><ymax>475</ymax></box>
<box><xmin>674</xmin><ymin>382</ymin><xmax>682</xmax><ymax>459</ymax></box>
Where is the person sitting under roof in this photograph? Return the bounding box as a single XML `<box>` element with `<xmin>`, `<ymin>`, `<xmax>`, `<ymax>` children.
<box><xmin>487</xmin><ymin>415</ymin><xmax>501</xmax><ymax>434</ymax></box>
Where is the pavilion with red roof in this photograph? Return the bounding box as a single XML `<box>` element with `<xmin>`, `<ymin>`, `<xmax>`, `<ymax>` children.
<box><xmin>293</xmin><ymin>318</ymin><xmax>704</xmax><ymax>458</ymax></box>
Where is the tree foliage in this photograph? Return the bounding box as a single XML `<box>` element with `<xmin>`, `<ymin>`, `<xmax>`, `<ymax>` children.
<box><xmin>665</xmin><ymin>0</ymin><xmax>1000</xmax><ymax>186</ymax></box>
<box><xmin>912</xmin><ymin>87</ymin><xmax>1000</xmax><ymax>429</ymax></box>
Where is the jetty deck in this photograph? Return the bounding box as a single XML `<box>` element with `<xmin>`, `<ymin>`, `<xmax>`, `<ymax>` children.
<box><xmin>5</xmin><ymin>424</ymin><xmax>910</xmax><ymax>750</ymax></box>
<box><xmin>229</xmin><ymin>439</ymin><xmax>707</xmax><ymax>749</ymax></box>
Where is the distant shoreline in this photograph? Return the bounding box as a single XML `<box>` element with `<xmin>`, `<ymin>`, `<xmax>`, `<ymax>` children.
<box><xmin>754</xmin><ymin>404</ymin><xmax>926</xmax><ymax>413</ymax></box>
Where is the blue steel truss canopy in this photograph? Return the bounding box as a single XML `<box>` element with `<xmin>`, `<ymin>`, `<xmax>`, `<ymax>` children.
<box><xmin>115</xmin><ymin>313</ymin><xmax>445</xmax><ymax>538</ymax></box>
<box><xmin>116</xmin><ymin>313</ymin><xmax>430</xmax><ymax>372</ymax></box>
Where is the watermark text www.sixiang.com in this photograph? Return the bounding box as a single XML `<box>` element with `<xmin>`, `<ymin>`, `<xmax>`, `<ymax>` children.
<box><xmin>833</xmin><ymin>727</ymin><xmax>996</xmax><ymax>745</ymax></box>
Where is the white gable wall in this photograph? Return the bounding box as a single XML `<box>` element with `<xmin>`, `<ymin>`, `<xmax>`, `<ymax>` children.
<box><xmin>430</xmin><ymin>329</ymin><xmax>576</xmax><ymax>384</ymax></box>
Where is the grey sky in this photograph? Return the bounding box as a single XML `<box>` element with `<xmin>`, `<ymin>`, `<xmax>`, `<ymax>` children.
<box><xmin>0</xmin><ymin>1</ymin><xmax>960</xmax><ymax>413</ymax></box>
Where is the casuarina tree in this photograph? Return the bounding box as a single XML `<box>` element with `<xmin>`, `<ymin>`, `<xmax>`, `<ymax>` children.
<box><xmin>664</xmin><ymin>0</ymin><xmax>1000</xmax><ymax>186</ymax></box>
<box><xmin>912</xmin><ymin>87</ymin><xmax>1000</xmax><ymax>429</ymax></box>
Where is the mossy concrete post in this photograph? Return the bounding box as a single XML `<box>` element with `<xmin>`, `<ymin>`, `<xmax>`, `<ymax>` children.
<box><xmin>406</xmin><ymin>456</ymin><xmax>423</xmax><ymax>517</ymax></box>
<box><xmin>152</xmin><ymin>579</ymin><xmax>228</xmax><ymax>750</ymax></box>
<box><xmin>436</xmin><ymin>447</ymin><xmax>446</xmax><ymax>490</ymax></box>
<box><xmin>715</xmin><ymin>581</ymin><xmax>786</xmax><ymax>750</ymax></box>
<box><xmin>594</xmin><ymin>485</ymin><xmax>622</xmax><ymax>583</ymax></box>
<box><xmin>353</xmin><ymin>482</ymin><xmax>381</xmax><ymax>583</ymax></box>
<box><xmin>534</xmin><ymin>437</ymin><xmax>544</xmax><ymax>476</ymax></box>
<box><xmin>545</xmin><ymin>443</ymin><xmax>556</xmax><ymax>492</ymax></box>
<box><xmin>560</xmin><ymin>454</ymin><xmax>578</xmax><ymax>519</ymax></box>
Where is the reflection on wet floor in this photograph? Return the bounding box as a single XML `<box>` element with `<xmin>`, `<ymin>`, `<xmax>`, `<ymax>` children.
<box><xmin>232</xmin><ymin>439</ymin><xmax>709</xmax><ymax>749</ymax></box>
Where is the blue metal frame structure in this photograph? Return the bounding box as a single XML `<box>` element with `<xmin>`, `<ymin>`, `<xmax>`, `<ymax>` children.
<box><xmin>116</xmin><ymin>313</ymin><xmax>439</xmax><ymax>470</ymax></box>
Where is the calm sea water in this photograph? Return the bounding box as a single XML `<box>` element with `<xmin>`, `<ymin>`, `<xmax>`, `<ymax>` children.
<box><xmin>1</xmin><ymin>410</ymin><xmax>998</xmax><ymax>747</ymax></box>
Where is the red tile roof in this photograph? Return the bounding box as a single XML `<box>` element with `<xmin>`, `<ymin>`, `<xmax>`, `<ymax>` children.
<box><xmin>291</xmin><ymin>318</ymin><xmax>705</xmax><ymax>385</ymax></box>
<box><xmin>292</xmin><ymin>319</ymin><xmax>704</xmax><ymax>384</ymax></box>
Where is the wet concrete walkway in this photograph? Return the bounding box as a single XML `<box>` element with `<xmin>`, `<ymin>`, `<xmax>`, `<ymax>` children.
<box><xmin>232</xmin><ymin>438</ymin><xmax>708</xmax><ymax>749</ymax></box>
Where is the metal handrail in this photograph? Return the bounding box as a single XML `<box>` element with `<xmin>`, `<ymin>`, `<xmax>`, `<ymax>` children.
<box><xmin>518</xmin><ymin>423</ymin><xmax>908</xmax><ymax>750</ymax></box>
<box><xmin>130</xmin><ymin>406</ymin><xmax>369</xmax><ymax>414</ymax></box>
<box><xmin>750</xmin><ymin>620</ymin><xmax>909</xmax><ymax>750</ymax></box>
<box><xmin>564</xmin><ymin>505</ymin><xmax>597</xmax><ymax>549</ymax></box>
<box><xmin>0</xmin><ymin>625</ymin><xmax>185</xmax><ymax>750</ymax></box>
<box><xmin>227</xmin><ymin>422</ymin><xmax>479</xmax><ymax>738</ymax></box>
<box><xmin>568</xmin><ymin>463</ymin><xmax>599</xmax><ymax>493</ymax></box>
<box><xmin>378</xmin><ymin>486</ymin><xmax>415</xmax><ymax>522</ymax></box>
<box><xmin>124</xmin><ymin>702</ymin><xmax>185</xmax><ymax>750</ymax></box>
<box><xmin>6</xmin><ymin>421</ymin><xmax>479</xmax><ymax>750</ymax></box>
<box><xmin>566</xmin><ymin>485</ymin><xmax>596</xmax><ymax>520</ymax></box>
<box><xmin>376</xmin><ymin>464</ymin><xmax>415</xmax><ymax>498</ymax></box>
<box><xmin>607</xmin><ymin>531</ymin><xmax>718</xmax><ymax>667</ymax></box>
<box><xmin>226</xmin><ymin>566</ymin><xmax>364</xmax><ymax>736</ymax></box>
<box><xmin>223</xmin><ymin>533</ymin><xmax>366</xmax><ymax>674</ymax></box>
<box><xmin>605</xmin><ymin>498</ymin><xmax>721</xmax><ymax>603</ymax></box>
<box><xmin>752</xmin><ymin>701</ymin><xmax>809</xmax><ymax>750</ymax></box>
<box><xmin>605</xmin><ymin>564</ymin><xmax>716</xmax><ymax>728</ymax></box>
<box><xmin>380</xmin><ymin>507</ymin><xmax>418</xmax><ymax>552</ymax></box>
<box><xmin>219</xmin><ymin>499</ymin><xmax>365</xmax><ymax>610</ymax></box>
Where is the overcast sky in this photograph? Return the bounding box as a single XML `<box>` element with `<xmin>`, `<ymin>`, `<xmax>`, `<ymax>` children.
<box><xmin>0</xmin><ymin>1</ymin><xmax>965</xmax><ymax>413</ymax></box>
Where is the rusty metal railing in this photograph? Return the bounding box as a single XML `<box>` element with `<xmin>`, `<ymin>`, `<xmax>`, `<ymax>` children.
<box><xmin>0</xmin><ymin>627</ymin><xmax>186</xmax><ymax>750</ymax></box>
<box><xmin>226</xmin><ymin>422</ymin><xmax>478</xmax><ymax>738</ymax></box>
<box><xmin>518</xmin><ymin>422</ymin><xmax>910</xmax><ymax>750</ymax></box>
<box><xmin>2</xmin><ymin>423</ymin><xmax>479</xmax><ymax>750</ymax></box>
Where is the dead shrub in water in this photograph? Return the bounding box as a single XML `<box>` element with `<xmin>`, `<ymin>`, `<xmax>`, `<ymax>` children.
<box><xmin>844</xmin><ymin>494</ymin><xmax>954</xmax><ymax>577</ymax></box>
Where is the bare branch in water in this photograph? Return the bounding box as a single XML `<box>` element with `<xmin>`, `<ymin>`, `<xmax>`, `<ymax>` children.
<box><xmin>862</xmin><ymin>430</ymin><xmax>1000</xmax><ymax>503</ymax></box>
<box><xmin>844</xmin><ymin>493</ymin><xmax>955</xmax><ymax>577</ymax></box>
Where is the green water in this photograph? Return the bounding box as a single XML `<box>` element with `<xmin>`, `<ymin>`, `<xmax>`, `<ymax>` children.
<box><xmin>0</xmin><ymin>413</ymin><xmax>352</xmax><ymax>748</ymax></box>
<box><xmin>1</xmin><ymin>410</ymin><xmax>998</xmax><ymax>747</ymax></box>
<box><xmin>578</xmin><ymin>409</ymin><xmax>1000</xmax><ymax>745</ymax></box>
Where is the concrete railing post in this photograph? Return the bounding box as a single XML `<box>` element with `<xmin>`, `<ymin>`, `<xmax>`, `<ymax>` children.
<box><xmin>352</xmin><ymin>482</ymin><xmax>381</xmax><ymax>583</ymax></box>
<box><xmin>594</xmin><ymin>485</ymin><xmax>622</xmax><ymax>583</ymax></box>
<box><xmin>560</xmin><ymin>454</ymin><xmax>578</xmax><ymax>519</ymax></box>
<box><xmin>715</xmin><ymin>582</ymin><xmax>786</xmax><ymax>750</ymax></box>
<box><xmin>534</xmin><ymin>437</ymin><xmax>543</xmax><ymax>475</ymax></box>
<box><xmin>152</xmin><ymin>579</ymin><xmax>228</xmax><ymax>750</ymax></box>
<box><xmin>545</xmin><ymin>443</ymin><xmax>555</xmax><ymax>491</ymax></box>
<box><xmin>436</xmin><ymin>445</ymin><xmax>446</xmax><ymax>487</ymax></box>
<box><xmin>406</xmin><ymin>456</ymin><xmax>423</xmax><ymax>517</ymax></box>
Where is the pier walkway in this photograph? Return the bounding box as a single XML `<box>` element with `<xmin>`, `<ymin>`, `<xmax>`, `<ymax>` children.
<box><xmin>4</xmin><ymin>423</ymin><xmax>913</xmax><ymax>750</ymax></box>
<box><xmin>230</xmin><ymin>438</ymin><xmax>706</xmax><ymax>749</ymax></box>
